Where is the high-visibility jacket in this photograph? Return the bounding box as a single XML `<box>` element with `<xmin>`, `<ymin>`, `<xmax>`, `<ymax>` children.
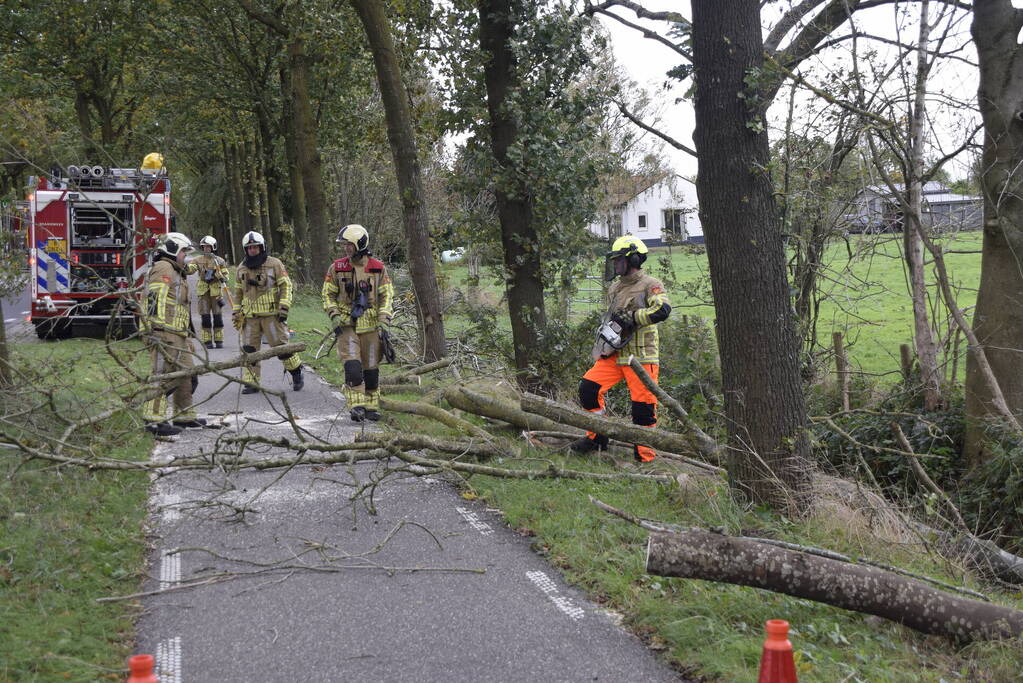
<box><xmin>603</xmin><ymin>269</ymin><xmax>671</xmax><ymax>365</ymax></box>
<box><xmin>194</xmin><ymin>253</ymin><xmax>229</xmax><ymax>296</ymax></box>
<box><xmin>321</xmin><ymin>256</ymin><xmax>394</xmax><ymax>334</ymax></box>
<box><xmin>143</xmin><ymin>257</ymin><xmax>191</xmax><ymax>336</ymax></box>
<box><xmin>234</xmin><ymin>255</ymin><xmax>292</xmax><ymax>317</ymax></box>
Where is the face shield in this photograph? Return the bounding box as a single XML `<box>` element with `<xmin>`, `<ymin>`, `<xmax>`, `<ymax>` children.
<box><xmin>605</xmin><ymin>250</ymin><xmax>630</xmax><ymax>281</ymax></box>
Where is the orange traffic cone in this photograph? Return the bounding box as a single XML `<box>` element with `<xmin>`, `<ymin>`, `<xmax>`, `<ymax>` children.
<box><xmin>126</xmin><ymin>654</ymin><xmax>159</xmax><ymax>683</ymax></box>
<box><xmin>757</xmin><ymin>619</ymin><xmax>798</xmax><ymax>683</ymax></box>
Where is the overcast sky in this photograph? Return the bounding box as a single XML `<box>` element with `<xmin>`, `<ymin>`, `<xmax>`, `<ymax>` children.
<box><xmin>597</xmin><ymin>1</ymin><xmax>983</xmax><ymax>183</ymax></box>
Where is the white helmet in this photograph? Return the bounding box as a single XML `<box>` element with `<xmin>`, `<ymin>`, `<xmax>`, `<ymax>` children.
<box><xmin>337</xmin><ymin>224</ymin><xmax>369</xmax><ymax>255</ymax></box>
<box><xmin>158</xmin><ymin>232</ymin><xmax>194</xmax><ymax>257</ymax></box>
<box><xmin>199</xmin><ymin>235</ymin><xmax>217</xmax><ymax>250</ymax></box>
<box><xmin>242</xmin><ymin>231</ymin><xmax>265</xmax><ymax>250</ymax></box>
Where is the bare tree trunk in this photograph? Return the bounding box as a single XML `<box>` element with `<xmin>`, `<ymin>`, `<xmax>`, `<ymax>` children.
<box><xmin>287</xmin><ymin>36</ymin><xmax>330</xmax><ymax>280</ymax></box>
<box><xmin>646</xmin><ymin>529</ymin><xmax>1023</xmax><ymax>641</ymax></box>
<box><xmin>224</xmin><ymin>139</ymin><xmax>246</xmax><ymax>263</ymax></box>
<box><xmin>691</xmin><ymin>0</ymin><xmax>812</xmax><ymax>510</ymax></box>
<box><xmin>905</xmin><ymin>0</ymin><xmax>943</xmax><ymax>411</ymax></box>
<box><xmin>280</xmin><ymin>65</ymin><xmax>309</xmax><ymax>282</ymax></box>
<box><xmin>833</xmin><ymin>332</ymin><xmax>850</xmax><ymax>412</ymax></box>
<box><xmin>0</xmin><ymin>298</ymin><xmax>11</xmax><ymax>387</ymax></box>
<box><xmin>253</xmin><ymin>134</ymin><xmax>272</xmax><ymax>250</ymax></box>
<box><xmin>243</xmin><ymin>137</ymin><xmax>259</xmax><ymax>238</ymax></box>
<box><xmin>256</xmin><ymin>106</ymin><xmax>285</xmax><ymax>248</ymax></box>
<box><xmin>965</xmin><ymin>0</ymin><xmax>1023</xmax><ymax>463</ymax></box>
<box><xmin>349</xmin><ymin>0</ymin><xmax>448</xmax><ymax>361</ymax></box>
<box><xmin>478</xmin><ymin>0</ymin><xmax>549</xmax><ymax>391</ymax></box>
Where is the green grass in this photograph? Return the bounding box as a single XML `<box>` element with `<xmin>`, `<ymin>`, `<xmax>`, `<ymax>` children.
<box><xmin>0</xmin><ymin>338</ymin><xmax>153</xmax><ymax>682</ymax></box>
<box><xmin>435</xmin><ymin>232</ymin><xmax>983</xmax><ymax>380</ymax></box>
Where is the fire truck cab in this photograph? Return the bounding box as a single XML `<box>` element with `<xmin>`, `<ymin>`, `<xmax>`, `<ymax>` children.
<box><xmin>27</xmin><ymin>163</ymin><xmax>172</xmax><ymax>339</ymax></box>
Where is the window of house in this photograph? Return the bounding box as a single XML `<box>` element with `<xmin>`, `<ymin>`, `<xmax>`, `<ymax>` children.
<box><xmin>638</xmin><ymin>213</ymin><xmax>647</xmax><ymax>230</ymax></box>
<box><xmin>663</xmin><ymin>209</ymin><xmax>687</xmax><ymax>240</ymax></box>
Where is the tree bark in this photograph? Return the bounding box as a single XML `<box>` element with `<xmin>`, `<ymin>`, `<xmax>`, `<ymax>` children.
<box><xmin>280</xmin><ymin>64</ymin><xmax>310</xmax><ymax>281</ymax></box>
<box><xmin>0</xmin><ymin>297</ymin><xmax>11</xmax><ymax>387</ymax></box>
<box><xmin>905</xmin><ymin>0</ymin><xmax>943</xmax><ymax>411</ymax></box>
<box><xmin>349</xmin><ymin>0</ymin><xmax>448</xmax><ymax>361</ymax></box>
<box><xmin>256</xmin><ymin>105</ymin><xmax>285</xmax><ymax>254</ymax></box>
<box><xmin>691</xmin><ymin>0</ymin><xmax>812</xmax><ymax>509</ymax></box>
<box><xmin>224</xmin><ymin>139</ymin><xmax>247</xmax><ymax>262</ymax></box>
<box><xmin>253</xmin><ymin>133</ymin><xmax>272</xmax><ymax>250</ymax></box>
<box><xmin>646</xmin><ymin>529</ymin><xmax>1023</xmax><ymax>641</ymax></box>
<box><xmin>243</xmin><ymin>137</ymin><xmax>259</xmax><ymax>238</ymax></box>
<box><xmin>287</xmin><ymin>36</ymin><xmax>330</xmax><ymax>280</ymax></box>
<box><xmin>965</xmin><ymin>0</ymin><xmax>1023</xmax><ymax>463</ymax></box>
<box><xmin>477</xmin><ymin>0</ymin><xmax>549</xmax><ymax>391</ymax></box>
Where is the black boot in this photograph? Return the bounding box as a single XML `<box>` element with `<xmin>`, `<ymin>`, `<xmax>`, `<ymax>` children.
<box><xmin>204</xmin><ymin>341</ymin><xmax>214</xmax><ymax>349</ymax></box>
<box><xmin>145</xmin><ymin>421</ymin><xmax>183</xmax><ymax>437</ymax></box>
<box><xmin>569</xmin><ymin>435</ymin><xmax>608</xmax><ymax>453</ymax></box>
<box><xmin>290</xmin><ymin>366</ymin><xmax>304</xmax><ymax>391</ymax></box>
<box><xmin>365</xmin><ymin>409</ymin><xmax>381</xmax><ymax>422</ymax></box>
<box><xmin>242</xmin><ymin>384</ymin><xmax>259</xmax><ymax>395</ymax></box>
<box><xmin>350</xmin><ymin>406</ymin><xmax>367</xmax><ymax>422</ymax></box>
<box><xmin>215</xmin><ymin>341</ymin><xmax>224</xmax><ymax>348</ymax></box>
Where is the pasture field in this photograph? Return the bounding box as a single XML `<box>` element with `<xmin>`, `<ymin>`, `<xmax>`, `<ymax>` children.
<box><xmin>437</xmin><ymin>232</ymin><xmax>983</xmax><ymax>381</ymax></box>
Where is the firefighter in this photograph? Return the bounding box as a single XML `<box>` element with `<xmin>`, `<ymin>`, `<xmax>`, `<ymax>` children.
<box><xmin>322</xmin><ymin>224</ymin><xmax>394</xmax><ymax>422</ymax></box>
<box><xmin>141</xmin><ymin>232</ymin><xmax>206</xmax><ymax>436</ymax></box>
<box><xmin>570</xmin><ymin>235</ymin><xmax>671</xmax><ymax>462</ymax></box>
<box><xmin>232</xmin><ymin>231</ymin><xmax>304</xmax><ymax>393</ymax></box>
<box><xmin>195</xmin><ymin>236</ymin><xmax>229</xmax><ymax>349</ymax></box>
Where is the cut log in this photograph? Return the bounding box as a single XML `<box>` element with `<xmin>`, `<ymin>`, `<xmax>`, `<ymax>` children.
<box><xmin>380</xmin><ymin>397</ymin><xmax>497</xmax><ymax>444</ymax></box>
<box><xmin>443</xmin><ymin>386</ymin><xmax>567</xmax><ymax>433</ymax></box>
<box><xmin>626</xmin><ymin>356</ymin><xmax>724</xmax><ymax>462</ymax></box>
<box><xmin>520</xmin><ymin>393</ymin><xmax>714</xmax><ymax>462</ymax></box>
<box><xmin>646</xmin><ymin>529</ymin><xmax>1023</xmax><ymax>641</ymax></box>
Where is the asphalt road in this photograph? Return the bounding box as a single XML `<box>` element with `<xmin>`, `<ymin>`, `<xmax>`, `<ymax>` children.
<box><xmin>135</xmin><ymin>298</ymin><xmax>680</xmax><ymax>681</ymax></box>
<box><xmin>2</xmin><ymin>280</ymin><xmax>33</xmax><ymax>342</ymax></box>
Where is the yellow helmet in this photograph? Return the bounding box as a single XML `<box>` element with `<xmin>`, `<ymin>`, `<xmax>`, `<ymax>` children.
<box><xmin>141</xmin><ymin>152</ymin><xmax>165</xmax><ymax>170</ymax></box>
<box><xmin>608</xmin><ymin>234</ymin><xmax>648</xmax><ymax>259</ymax></box>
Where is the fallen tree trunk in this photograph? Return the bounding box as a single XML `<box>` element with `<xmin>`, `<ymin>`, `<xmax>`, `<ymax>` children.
<box><xmin>443</xmin><ymin>386</ymin><xmax>567</xmax><ymax>434</ymax></box>
<box><xmin>627</xmin><ymin>356</ymin><xmax>724</xmax><ymax>462</ymax></box>
<box><xmin>520</xmin><ymin>393</ymin><xmax>715</xmax><ymax>463</ymax></box>
<box><xmin>380</xmin><ymin>397</ymin><xmax>496</xmax><ymax>444</ymax></box>
<box><xmin>646</xmin><ymin>529</ymin><xmax>1023</xmax><ymax>641</ymax></box>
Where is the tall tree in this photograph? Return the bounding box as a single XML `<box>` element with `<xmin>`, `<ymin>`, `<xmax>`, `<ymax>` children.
<box><xmin>691</xmin><ymin>0</ymin><xmax>811</xmax><ymax>509</ymax></box>
<box><xmin>964</xmin><ymin>0</ymin><xmax>1023</xmax><ymax>462</ymax></box>
<box><xmin>349</xmin><ymin>0</ymin><xmax>447</xmax><ymax>360</ymax></box>
<box><xmin>477</xmin><ymin>0</ymin><xmax>547</xmax><ymax>389</ymax></box>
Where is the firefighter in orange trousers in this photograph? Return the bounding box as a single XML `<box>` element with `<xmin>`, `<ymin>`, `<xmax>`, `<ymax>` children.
<box><xmin>570</xmin><ymin>235</ymin><xmax>671</xmax><ymax>462</ymax></box>
<box><xmin>322</xmin><ymin>224</ymin><xmax>394</xmax><ymax>422</ymax></box>
<box><xmin>232</xmin><ymin>231</ymin><xmax>304</xmax><ymax>393</ymax></box>
<box><xmin>140</xmin><ymin>232</ymin><xmax>206</xmax><ymax>436</ymax></box>
<box><xmin>195</xmin><ymin>236</ymin><xmax>229</xmax><ymax>349</ymax></box>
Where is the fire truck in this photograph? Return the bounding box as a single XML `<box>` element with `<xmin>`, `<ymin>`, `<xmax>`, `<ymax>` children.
<box><xmin>26</xmin><ymin>162</ymin><xmax>173</xmax><ymax>339</ymax></box>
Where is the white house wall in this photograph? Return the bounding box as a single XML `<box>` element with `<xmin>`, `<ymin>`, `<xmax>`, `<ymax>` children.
<box><xmin>586</xmin><ymin>176</ymin><xmax>703</xmax><ymax>245</ymax></box>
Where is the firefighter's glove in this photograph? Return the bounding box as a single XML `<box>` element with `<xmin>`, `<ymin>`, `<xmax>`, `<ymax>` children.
<box><xmin>277</xmin><ymin>306</ymin><xmax>289</xmax><ymax>324</ymax></box>
<box><xmin>216</xmin><ymin>297</ymin><xmax>225</xmax><ymax>308</ymax></box>
<box><xmin>232</xmin><ymin>311</ymin><xmax>244</xmax><ymax>330</ymax></box>
<box><xmin>611</xmin><ymin>310</ymin><xmax>634</xmax><ymax>332</ymax></box>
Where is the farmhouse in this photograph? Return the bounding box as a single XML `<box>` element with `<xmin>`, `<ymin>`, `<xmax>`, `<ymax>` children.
<box><xmin>586</xmin><ymin>173</ymin><xmax>703</xmax><ymax>246</ymax></box>
<box><xmin>844</xmin><ymin>181</ymin><xmax>982</xmax><ymax>233</ymax></box>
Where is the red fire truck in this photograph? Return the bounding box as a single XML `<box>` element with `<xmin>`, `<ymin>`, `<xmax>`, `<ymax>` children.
<box><xmin>27</xmin><ymin>163</ymin><xmax>173</xmax><ymax>338</ymax></box>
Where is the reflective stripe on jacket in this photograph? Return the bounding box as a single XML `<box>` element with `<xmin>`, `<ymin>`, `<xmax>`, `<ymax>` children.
<box><xmin>195</xmin><ymin>253</ymin><xmax>228</xmax><ymax>296</ymax></box>
<box><xmin>321</xmin><ymin>256</ymin><xmax>394</xmax><ymax>333</ymax></box>
<box><xmin>607</xmin><ymin>270</ymin><xmax>670</xmax><ymax>365</ymax></box>
<box><xmin>143</xmin><ymin>258</ymin><xmax>191</xmax><ymax>335</ymax></box>
<box><xmin>234</xmin><ymin>256</ymin><xmax>292</xmax><ymax>317</ymax></box>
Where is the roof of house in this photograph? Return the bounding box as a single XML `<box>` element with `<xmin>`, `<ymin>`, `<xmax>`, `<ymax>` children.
<box><xmin>863</xmin><ymin>181</ymin><xmax>949</xmax><ymax>195</ymax></box>
<box><xmin>606</xmin><ymin>173</ymin><xmax>671</xmax><ymax>206</ymax></box>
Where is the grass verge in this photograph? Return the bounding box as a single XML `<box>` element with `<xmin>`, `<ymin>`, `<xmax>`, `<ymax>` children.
<box><xmin>0</xmin><ymin>337</ymin><xmax>153</xmax><ymax>682</ymax></box>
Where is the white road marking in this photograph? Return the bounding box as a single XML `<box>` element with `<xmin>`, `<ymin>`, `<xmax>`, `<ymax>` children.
<box><xmin>456</xmin><ymin>506</ymin><xmax>494</xmax><ymax>536</ymax></box>
<box><xmin>156</xmin><ymin>636</ymin><xmax>182</xmax><ymax>683</ymax></box>
<box><xmin>526</xmin><ymin>570</ymin><xmax>585</xmax><ymax>621</ymax></box>
<box><xmin>4</xmin><ymin>318</ymin><xmax>15</xmax><ymax>323</ymax></box>
<box><xmin>159</xmin><ymin>549</ymin><xmax>181</xmax><ymax>590</ymax></box>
